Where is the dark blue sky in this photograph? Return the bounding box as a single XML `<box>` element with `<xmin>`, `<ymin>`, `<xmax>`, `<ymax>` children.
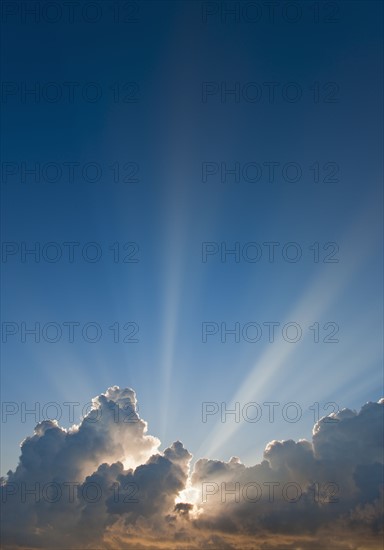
<box><xmin>1</xmin><ymin>0</ymin><xmax>383</xmax><ymax>475</ymax></box>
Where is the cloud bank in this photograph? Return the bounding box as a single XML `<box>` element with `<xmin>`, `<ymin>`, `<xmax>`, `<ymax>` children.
<box><xmin>1</xmin><ymin>387</ymin><xmax>383</xmax><ymax>549</ymax></box>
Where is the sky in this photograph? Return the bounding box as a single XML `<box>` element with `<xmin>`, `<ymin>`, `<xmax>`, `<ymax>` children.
<box><xmin>0</xmin><ymin>1</ymin><xmax>383</xmax><ymax>549</ymax></box>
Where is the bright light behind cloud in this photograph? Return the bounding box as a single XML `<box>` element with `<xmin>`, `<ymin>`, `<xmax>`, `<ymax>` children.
<box><xmin>2</xmin><ymin>386</ymin><xmax>382</xmax><ymax>549</ymax></box>
<box><xmin>2</xmin><ymin>1</ymin><xmax>382</xmax><ymax>549</ymax></box>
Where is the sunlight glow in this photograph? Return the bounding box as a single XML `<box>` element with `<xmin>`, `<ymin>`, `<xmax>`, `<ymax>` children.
<box><xmin>198</xmin><ymin>205</ymin><xmax>379</xmax><ymax>459</ymax></box>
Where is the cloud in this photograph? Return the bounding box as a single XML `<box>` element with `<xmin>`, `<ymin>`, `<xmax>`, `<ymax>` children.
<box><xmin>1</xmin><ymin>387</ymin><xmax>383</xmax><ymax>549</ymax></box>
<box><xmin>1</xmin><ymin>386</ymin><xmax>161</xmax><ymax>548</ymax></box>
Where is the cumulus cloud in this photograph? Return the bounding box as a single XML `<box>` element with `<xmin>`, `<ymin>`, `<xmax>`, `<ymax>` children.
<box><xmin>1</xmin><ymin>387</ymin><xmax>383</xmax><ymax>549</ymax></box>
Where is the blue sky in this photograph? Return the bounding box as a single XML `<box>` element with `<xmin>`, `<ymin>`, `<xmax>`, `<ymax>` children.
<box><xmin>1</xmin><ymin>0</ymin><xmax>383</xmax><ymax>490</ymax></box>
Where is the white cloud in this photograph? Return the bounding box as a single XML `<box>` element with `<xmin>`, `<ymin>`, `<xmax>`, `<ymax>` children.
<box><xmin>1</xmin><ymin>387</ymin><xmax>383</xmax><ymax>549</ymax></box>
